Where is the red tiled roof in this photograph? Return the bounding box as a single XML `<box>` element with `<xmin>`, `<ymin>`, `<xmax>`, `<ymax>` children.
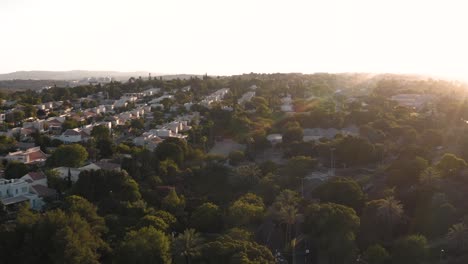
<box><xmin>21</xmin><ymin>128</ymin><xmax>35</xmax><ymax>135</ymax></box>
<box><xmin>28</xmin><ymin>150</ymin><xmax>47</xmax><ymax>163</ymax></box>
<box><xmin>27</xmin><ymin>171</ymin><xmax>46</xmax><ymax>181</ymax></box>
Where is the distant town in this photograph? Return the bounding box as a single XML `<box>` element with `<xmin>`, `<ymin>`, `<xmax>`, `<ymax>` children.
<box><xmin>0</xmin><ymin>72</ymin><xmax>467</xmax><ymax>264</ymax></box>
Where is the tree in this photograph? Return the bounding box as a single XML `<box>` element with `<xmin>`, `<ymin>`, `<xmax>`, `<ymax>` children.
<box><xmin>447</xmin><ymin>223</ymin><xmax>468</xmax><ymax>254</ymax></box>
<box><xmin>359</xmin><ymin>197</ymin><xmax>405</xmax><ymax>246</ymax></box>
<box><xmin>48</xmin><ymin>144</ymin><xmax>88</xmax><ymax>167</ymax></box>
<box><xmin>363</xmin><ymin>244</ymin><xmax>389</xmax><ymax>264</ymax></box>
<box><xmin>228</xmin><ymin>150</ymin><xmax>245</xmax><ymax>166</ymax></box>
<box><xmin>156</xmin><ymin>142</ymin><xmax>185</xmax><ymax>166</ymax></box>
<box><xmin>162</xmin><ymin>188</ymin><xmax>185</xmax><ymax>215</ymax></box>
<box><xmin>73</xmin><ymin>170</ymin><xmax>141</xmax><ymax>205</ymax></box>
<box><xmin>6</xmin><ymin>207</ymin><xmax>108</xmax><ymax>264</ymax></box>
<box><xmin>304</xmin><ymin>203</ymin><xmax>360</xmax><ymax>264</ymax></box>
<box><xmin>283</xmin><ymin>126</ymin><xmax>303</xmax><ymax>144</ymax></box>
<box><xmin>387</xmin><ymin>157</ymin><xmax>428</xmax><ymax>187</ymax></box>
<box><xmin>281</xmin><ymin>156</ymin><xmax>317</xmax><ymax>188</ymax></box>
<box><xmin>173</xmin><ymin>229</ymin><xmax>205</xmax><ymax>264</ymax></box>
<box><xmin>137</xmin><ymin>215</ymin><xmax>169</xmax><ymax>231</ymax></box>
<box><xmin>191</xmin><ymin>202</ymin><xmax>223</xmax><ymax>233</ymax></box>
<box><xmin>392</xmin><ymin>235</ymin><xmax>428</xmax><ymax>264</ymax></box>
<box><xmin>201</xmin><ymin>229</ymin><xmax>274</xmax><ymax>263</ymax></box>
<box><xmin>96</xmin><ymin>138</ymin><xmax>114</xmax><ymax>158</ymax></box>
<box><xmin>62</xmin><ymin>195</ymin><xmax>108</xmax><ymax>235</ymax></box>
<box><xmin>436</xmin><ymin>153</ymin><xmax>467</xmax><ymax>177</ymax></box>
<box><xmin>269</xmin><ymin>190</ymin><xmax>301</xmax><ymax>245</ymax></box>
<box><xmin>4</xmin><ymin>161</ymin><xmax>29</xmax><ymax>179</ymax></box>
<box><xmin>229</xmin><ymin>164</ymin><xmax>261</xmax><ymax>190</ymax></box>
<box><xmin>313</xmin><ymin>177</ymin><xmax>366</xmax><ymax>211</ymax></box>
<box><xmin>419</xmin><ymin>166</ymin><xmax>442</xmax><ymax>188</ymax></box>
<box><xmin>377</xmin><ymin>196</ymin><xmax>404</xmax><ymax>240</ymax></box>
<box><xmin>228</xmin><ymin>193</ymin><xmax>265</xmax><ymax>227</ymax></box>
<box><xmin>116</xmin><ymin>226</ymin><xmax>171</xmax><ymax>264</ymax></box>
<box><xmin>91</xmin><ymin>125</ymin><xmax>110</xmax><ymax>140</ymax></box>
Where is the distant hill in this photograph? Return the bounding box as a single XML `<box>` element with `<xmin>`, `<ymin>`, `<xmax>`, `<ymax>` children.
<box><xmin>0</xmin><ymin>70</ymin><xmax>203</xmax><ymax>81</ymax></box>
<box><xmin>0</xmin><ymin>70</ymin><xmax>156</xmax><ymax>81</ymax></box>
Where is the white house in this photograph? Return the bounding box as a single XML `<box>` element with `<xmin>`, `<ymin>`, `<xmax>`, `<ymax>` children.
<box><xmin>54</xmin><ymin>128</ymin><xmax>90</xmax><ymax>143</ymax></box>
<box><xmin>0</xmin><ymin>172</ymin><xmax>55</xmax><ymax>210</ymax></box>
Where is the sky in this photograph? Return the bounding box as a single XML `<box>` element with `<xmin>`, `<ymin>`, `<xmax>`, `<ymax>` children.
<box><xmin>1</xmin><ymin>0</ymin><xmax>468</xmax><ymax>79</ymax></box>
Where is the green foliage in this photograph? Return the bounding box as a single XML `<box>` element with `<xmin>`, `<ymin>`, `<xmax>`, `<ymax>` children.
<box><xmin>173</xmin><ymin>229</ymin><xmax>205</xmax><ymax>264</ymax></box>
<box><xmin>304</xmin><ymin>203</ymin><xmax>360</xmax><ymax>263</ymax></box>
<box><xmin>392</xmin><ymin>235</ymin><xmax>428</xmax><ymax>264</ymax></box>
<box><xmin>387</xmin><ymin>156</ymin><xmax>429</xmax><ymax>187</ymax></box>
<box><xmin>48</xmin><ymin>144</ymin><xmax>88</xmax><ymax>167</ymax></box>
<box><xmin>156</xmin><ymin>140</ymin><xmax>185</xmax><ymax>165</ymax></box>
<box><xmin>228</xmin><ymin>193</ymin><xmax>265</xmax><ymax>227</ymax></box>
<box><xmin>313</xmin><ymin>177</ymin><xmax>366</xmax><ymax>211</ymax></box>
<box><xmin>162</xmin><ymin>188</ymin><xmax>185</xmax><ymax>215</ymax></box>
<box><xmin>3</xmin><ymin>207</ymin><xmax>108</xmax><ymax>264</ymax></box>
<box><xmin>137</xmin><ymin>215</ymin><xmax>169</xmax><ymax>231</ymax></box>
<box><xmin>360</xmin><ymin>197</ymin><xmax>404</xmax><ymax>246</ymax></box>
<box><xmin>116</xmin><ymin>226</ymin><xmax>171</xmax><ymax>264</ymax></box>
<box><xmin>333</xmin><ymin>136</ymin><xmax>376</xmax><ymax>166</ymax></box>
<box><xmin>228</xmin><ymin>150</ymin><xmax>245</xmax><ymax>166</ymax></box>
<box><xmin>91</xmin><ymin>125</ymin><xmax>110</xmax><ymax>140</ymax></box>
<box><xmin>73</xmin><ymin>170</ymin><xmax>141</xmax><ymax>206</ymax></box>
<box><xmin>281</xmin><ymin>156</ymin><xmax>317</xmax><ymax>187</ymax></box>
<box><xmin>282</xmin><ymin>122</ymin><xmax>303</xmax><ymax>144</ymax></box>
<box><xmin>436</xmin><ymin>153</ymin><xmax>467</xmax><ymax>177</ymax></box>
<box><xmin>0</xmin><ymin>135</ymin><xmax>17</xmax><ymax>155</ymax></box>
<box><xmin>191</xmin><ymin>202</ymin><xmax>223</xmax><ymax>233</ymax></box>
<box><xmin>363</xmin><ymin>244</ymin><xmax>389</xmax><ymax>264</ymax></box>
<box><xmin>201</xmin><ymin>229</ymin><xmax>274</xmax><ymax>263</ymax></box>
<box><xmin>4</xmin><ymin>161</ymin><xmax>29</xmax><ymax>179</ymax></box>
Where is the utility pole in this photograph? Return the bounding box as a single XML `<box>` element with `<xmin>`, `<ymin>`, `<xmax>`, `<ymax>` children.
<box><xmin>330</xmin><ymin>147</ymin><xmax>336</xmax><ymax>176</ymax></box>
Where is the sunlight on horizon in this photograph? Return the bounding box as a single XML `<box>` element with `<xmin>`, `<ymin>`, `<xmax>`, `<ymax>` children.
<box><xmin>1</xmin><ymin>0</ymin><xmax>468</xmax><ymax>80</ymax></box>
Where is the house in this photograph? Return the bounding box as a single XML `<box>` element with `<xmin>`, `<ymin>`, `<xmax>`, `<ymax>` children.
<box><xmin>302</xmin><ymin>126</ymin><xmax>359</xmax><ymax>142</ymax></box>
<box><xmin>238</xmin><ymin>91</ymin><xmax>256</xmax><ymax>104</ymax></box>
<box><xmin>0</xmin><ymin>176</ymin><xmax>55</xmax><ymax>210</ymax></box>
<box><xmin>133</xmin><ymin>134</ymin><xmax>164</xmax><ymax>151</ymax></box>
<box><xmin>21</xmin><ymin>171</ymin><xmax>47</xmax><ymax>186</ymax></box>
<box><xmin>53</xmin><ymin>161</ymin><xmax>120</xmax><ymax>183</ymax></box>
<box><xmin>267</xmin><ymin>134</ymin><xmax>283</xmax><ymax>145</ymax></box>
<box><xmin>390</xmin><ymin>94</ymin><xmax>434</xmax><ymax>110</ymax></box>
<box><xmin>46</xmin><ymin>117</ymin><xmax>66</xmax><ymax>135</ymax></box>
<box><xmin>200</xmin><ymin>88</ymin><xmax>229</xmax><ymax>107</ymax></box>
<box><xmin>142</xmin><ymin>87</ymin><xmax>161</xmax><ymax>97</ymax></box>
<box><xmin>4</xmin><ymin>147</ymin><xmax>47</xmax><ymax>165</ymax></box>
<box><xmin>54</xmin><ymin>128</ymin><xmax>90</xmax><ymax>143</ymax></box>
<box><xmin>23</xmin><ymin>119</ymin><xmax>45</xmax><ymax>132</ymax></box>
<box><xmin>149</xmin><ymin>94</ymin><xmax>174</xmax><ymax>104</ymax></box>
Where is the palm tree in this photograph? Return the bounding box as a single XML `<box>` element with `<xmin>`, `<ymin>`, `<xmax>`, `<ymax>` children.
<box><xmin>377</xmin><ymin>196</ymin><xmax>404</xmax><ymax>241</ymax></box>
<box><xmin>270</xmin><ymin>190</ymin><xmax>300</xmax><ymax>246</ymax></box>
<box><xmin>173</xmin><ymin>229</ymin><xmax>205</xmax><ymax>264</ymax></box>
<box><xmin>447</xmin><ymin>223</ymin><xmax>468</xmax><ymax>253</ymax></box>
<box><xmin>278</xmin><ymin>204</ymin><xmax>298</xmax><ymax>244</ymax></box>
<box><xmin>419</xmin><ymin>167</ymin><xmax>441</xmax><ymax>187</ymax></box>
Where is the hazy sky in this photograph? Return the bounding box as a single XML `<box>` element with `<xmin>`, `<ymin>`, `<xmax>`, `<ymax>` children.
<box><xmin>1</xmin><ymin>0</ymin><xmax>468</xmax><ymax>78</ymax></box>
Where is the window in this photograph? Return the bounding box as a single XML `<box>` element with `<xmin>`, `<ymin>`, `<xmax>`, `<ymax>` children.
<box><xmin>22</xmin><ymin>187</ymin><xmax>27</xmax><ymax>193</ymax></box>
<box><xmin>15</xmin><ymin>189</ymin><xmax>18</xmax><ymax>194</ymax></box>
